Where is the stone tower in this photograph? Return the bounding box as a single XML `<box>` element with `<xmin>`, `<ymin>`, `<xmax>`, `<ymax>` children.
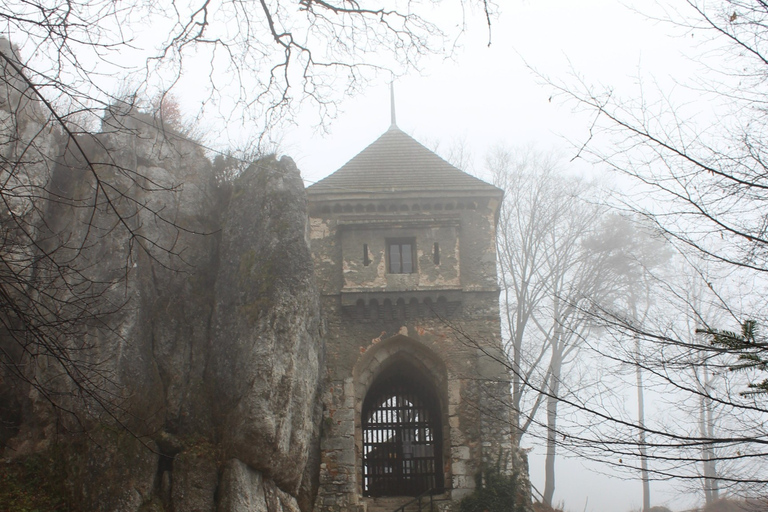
<box><xmin>307</xmin><ymin>123</ymin><xmax>518</xmax><ymax>512</ymax></box>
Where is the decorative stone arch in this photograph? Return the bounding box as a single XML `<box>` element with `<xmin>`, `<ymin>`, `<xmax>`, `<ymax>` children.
<box><xmin>353</xmin><ymin>335</ymin><xmax>450</xmax><ymax>498</ymax></box>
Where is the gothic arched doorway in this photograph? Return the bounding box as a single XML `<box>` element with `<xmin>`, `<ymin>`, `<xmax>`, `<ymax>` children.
<box><xmin>362</xmin><ymin>364</ymin><xmax>444</xmax><ymax>497</ymax></box>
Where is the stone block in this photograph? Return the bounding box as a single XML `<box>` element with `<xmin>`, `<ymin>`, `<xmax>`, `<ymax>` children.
<box><xmin>332</xmin><ymin>407</ymin><xmax>354</xmax><ymax>422</ymax></box>
<box><xmin>452</xmin><ymin>475</ymin><xmax>474</xmax><ymax>491</ymax></box>
<box><xmin>450</xmin><ymin>488</ymin><xmax>473</xmax><ymax>501</ymax></box>
<box><xmin>344</xmin><ymin>379</ymin><xmax>355</xmax><ymax>398</ymax></box>
<box><xmin>337</xmin><ymin>419</ymin><xmax>355</xmax><ymax>435</ymax></box>
<box><xmin>451</xmin><ymin>446</ymin><xmax>470</xmax><ymax>460</ymax></box>
<box><xmin>451</xmin><ymin>460</ymin><xmax>468</xmax><ymax>476</ymax></box>
<box><xmin>336</xmin><ymin>448</ymin><xmax>356</xmax><ymax>466</ymax></box>
<box><xmin>322</xmin><ymin>436</ymin><xmax>351</xmax><ymax>451</ymax></box>
<box><xmin>448</xmin><ymin>383</ymin><xmax>461</xmax><ymax>406</ymax></box>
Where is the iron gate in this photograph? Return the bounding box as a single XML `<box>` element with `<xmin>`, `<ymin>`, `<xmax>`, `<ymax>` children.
<box><xmin>362</xmin><ymin>371</ymin><xmax>443</xmax><ymax>497</ymax></box>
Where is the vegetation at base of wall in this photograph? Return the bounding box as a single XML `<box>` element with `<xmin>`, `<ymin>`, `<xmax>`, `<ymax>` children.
<box><xmin>459</xmin><ymin>465</ymin><xmax>529</xmax><ymax>512</ymax></box>
<box><xmin>0</xmin><ymin>450</ymin><xmax>70</xmax><ymax>511</ymax></box>
<box><xmin>700</xmin><ymin>498</ymin><xmax>768</xmax><ymax>512</ymax></box>
<box><xmin>531</xmin><ymin>503</ymin><xmax>564</xmax><ymax>512</ymax></box>
<box><xmin>138</xmin><ymin>495</ymin><xmax>166</xmax><ymax>512</ymax></box>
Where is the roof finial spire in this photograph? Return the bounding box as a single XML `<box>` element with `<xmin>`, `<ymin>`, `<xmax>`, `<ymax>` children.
<box><xmin>390</xmin><ymin>82</ymin><xmax>397</xmax><ymax>128</ymax></box>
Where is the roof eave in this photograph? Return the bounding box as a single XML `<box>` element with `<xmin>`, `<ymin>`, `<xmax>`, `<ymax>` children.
<box><xmin>306</xmin><ymin>187</ymin><xmax>503</xmax><ymax>203</ymax></box>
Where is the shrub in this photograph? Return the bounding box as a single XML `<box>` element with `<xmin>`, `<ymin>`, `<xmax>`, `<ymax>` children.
<box><xmin>460</xmin><ymin>465</ymin><xmax>529</xmax><ymax>512</ymax></box>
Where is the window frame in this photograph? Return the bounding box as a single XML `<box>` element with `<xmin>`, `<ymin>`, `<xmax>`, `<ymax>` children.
<box><xmin>387</xmin><ymin>238</ymin><xmax>416</xmax><ymax>274</ymax></box>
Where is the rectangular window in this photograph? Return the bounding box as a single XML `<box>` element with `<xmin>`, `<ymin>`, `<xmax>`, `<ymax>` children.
<box><xmin>388</xmin><ymin>239</ymin><xmax>415</xmax><ymax>274</ymax></box>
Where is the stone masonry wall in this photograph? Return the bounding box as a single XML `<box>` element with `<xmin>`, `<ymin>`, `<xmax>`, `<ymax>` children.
<box><xmin>308</xmin><ymin>193</ymin><xmax>521</xmax><ymax>512</ymax></box>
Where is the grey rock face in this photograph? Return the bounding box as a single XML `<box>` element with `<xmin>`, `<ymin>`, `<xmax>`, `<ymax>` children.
<box><xmin>218</xmin><ymin>459</ymin><xmax>271</xmax><ymax>512</ymax></box>
<box><xmin>66</xmin><ymin>433</ymin><xmax>159</xmax><ymax>512</ymax></box>
<box><xmin>218</xmin><ymin>459</ymin><xmax>304</xmax><ymax>512</ymax></box>
<box><xmin>210</xmin><ymin>156</ymin><xmax>322</xmax><ymax>494</ymax></box>
<box><xmin>172</xmin><ymin>447</ymin><xmax>219</xmax><ymax>512</ymax></box>
<box><xmin>0</xmin><ymin>78</ymin><xmax>324</xmax><ymax>511</ymax></box>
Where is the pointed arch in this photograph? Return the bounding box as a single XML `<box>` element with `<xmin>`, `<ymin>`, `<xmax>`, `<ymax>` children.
<box><xmin>362</xmin><ymin>362</ymin><xmax>444</xmax><ymax>496</ymax></box>
<box><xmin>354</xmin><ymin>335</ymin><xmax>449</xmax><ymax>497</ymax></box>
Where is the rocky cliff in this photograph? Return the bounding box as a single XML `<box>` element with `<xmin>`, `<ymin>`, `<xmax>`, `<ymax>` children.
<box><xmin>0</xmin><ymin>39</ymin><xmax>324</xmax><ymax>512</ymax></box>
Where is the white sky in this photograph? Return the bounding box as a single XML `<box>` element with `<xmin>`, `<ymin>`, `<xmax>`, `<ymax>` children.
<box><xmin>281</xmin><ymin>0</ymin><xmax>701</xmax><ymax>188</ymax></box>
<box><xmin>280</xmin><ymin>2</ymin><xmax>707</xmax><ymax>512</ymax></box>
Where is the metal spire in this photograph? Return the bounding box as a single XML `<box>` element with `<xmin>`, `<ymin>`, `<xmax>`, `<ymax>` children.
<box><xmin>390</xmin><ymin>82</ymin><xmax>397</xmax><ymax>128</ymax></box>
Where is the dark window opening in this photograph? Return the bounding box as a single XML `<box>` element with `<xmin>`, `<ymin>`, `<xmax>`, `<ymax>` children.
<box><xmin>396</xmin><ymin>298</ymin><xmax>406</xmax><ymax>320</ymax></box>
<box><xmin>423</xmin><ymin>298</ymin><xmax>435</xmax><ymax>318</ymax></box>
<box><xmin>383</xmin><ymin>299</ymin><xmax>393</xmax><ymax>321</ymax></box>
<box><xmin>362</xmin><ymin>366</ymin><xmax>443</xmax><ymax>497</ymax></box>
<box><xmin>388</xmin><ymin>239</ymin><xmax>415</xmax><ymax>274</ymax></box>
<box><xmin>356</xmin><ymin>299</ymin><xmax>366</xmax><ymax>320</ymax></box>
<box><xmin>364</xmin><ymin>244</ymin><xmax>371</xmax><ymax>266</ymax></box>
<box><xmin>408</xmin><ymin>298</ymin><xmax>419</xmax><ymax>319</ymax></box>
<box><xmin>433</xmin><ymin>243</ymin><xmax>440</xmax><ymax>265</ymax></box>
<box><xmin>368</xmin><ymin>299</ymin><xmax>379</xmax><ymax>320</ymax></box>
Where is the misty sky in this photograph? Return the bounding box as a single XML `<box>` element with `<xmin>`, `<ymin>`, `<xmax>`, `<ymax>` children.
<box><xmin>284</xmin><ymin>1</ymin><xmax>701</xmax><ymax>188</ymax></box>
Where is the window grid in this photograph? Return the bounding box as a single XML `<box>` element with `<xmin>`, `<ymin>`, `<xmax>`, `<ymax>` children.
<box><xmin>363</xmin><ymin>377</ymin><xmax>441</xmax><ymax>496</ymax></box>
<box><xmin>388</xmin><ymin>239</ymin><xmax>415</xmax><ymax>274</ymax></box>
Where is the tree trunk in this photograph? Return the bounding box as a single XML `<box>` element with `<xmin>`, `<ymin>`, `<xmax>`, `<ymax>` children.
<box><xmin>704</xmin><ymin>395</ymin><xmax>719</xmax><ymax>502</ymax></box>
<box><xmin>636</xmin><ymin>338</ymin><xmax>650</xmax><ymax>512</ymax></box>
<box><xmin>543</xmin><ymin>353</ymin><xmax>562</xmax><ymax>507</ymax></box>
<box><xmin>511</xmin><ymin>309</ymin><xmax>524</xmax><ymax>443</ymax></box>
<box><xmin>698</xmin><ymin>363</ymin><xmax>719</xmax><ymax>504</ymax></box>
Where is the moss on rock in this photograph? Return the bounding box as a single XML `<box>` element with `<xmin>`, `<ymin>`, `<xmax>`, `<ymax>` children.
<box><xmin>0</xmin><ymin>449</ymin><xmax>69</xmax><ymax>511</ymax></box>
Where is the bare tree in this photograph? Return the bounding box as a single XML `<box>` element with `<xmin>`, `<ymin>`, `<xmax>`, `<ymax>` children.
<box><xmin>488</xmin><ymin>146</ymin><xmax>635</xmax><ymax>507</ymax></box>
<box><xmin>536</xmin><ymin>0</ymin><xmax>768</xmax><ymax>499</ymax></box>
<box><xmin>2</xmin><ymin>0</ymin><xmax>495</xmax><ymax>145</ymax></box>
<box><xmin>566</xmin><ymin>259</ymin><xmax>768</xmax><ymax>498</ymax></box>
<box><xmin>597</xmin><ymin>214</ymin><xmax>673</xmax><ymax>512</ymax></box>
<box><xmin>673</xmin><ymin>261</ymin><xmax>727</xmax><ymax>504</ymax></box>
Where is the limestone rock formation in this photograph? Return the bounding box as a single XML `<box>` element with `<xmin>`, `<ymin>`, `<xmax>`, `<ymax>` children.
<box><xmin>210</xmin><ymin>156</ymin><xmax>322</xmax><ymax>495</ymax></box>
<box><xmin>0</xmin><ymin>45</ymin><xmax>324</xmax><ymax>511</ymax></box>
<box><xmin>218</xmin><ymin>459</ymin><xmax>304</xmax><ymax>512</ymax></box>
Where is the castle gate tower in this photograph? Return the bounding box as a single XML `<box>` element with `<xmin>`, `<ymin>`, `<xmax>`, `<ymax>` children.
<box><xmin>308</xmin><ymin>120</ymin><xmax>516</xmax><ymax>512</ymax></box>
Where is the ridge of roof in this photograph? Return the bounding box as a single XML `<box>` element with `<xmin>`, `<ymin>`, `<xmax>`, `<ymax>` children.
<box><xmin>307</xmin><ymin>127</ymin><xmax>500</xmax><ymax>196</ymax></box>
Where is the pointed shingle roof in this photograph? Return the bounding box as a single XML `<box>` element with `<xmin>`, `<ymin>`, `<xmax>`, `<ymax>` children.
<box><xmin>307</xmin><ymin>127</ymin><xmax>500</xmax><ymax>196</ymax></box>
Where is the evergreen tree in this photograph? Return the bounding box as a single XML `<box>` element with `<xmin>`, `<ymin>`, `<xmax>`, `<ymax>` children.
<box><xmin>699</xmin><ymin>321</ymin><xmax>768</xmax><ymax>396</ymax></box>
